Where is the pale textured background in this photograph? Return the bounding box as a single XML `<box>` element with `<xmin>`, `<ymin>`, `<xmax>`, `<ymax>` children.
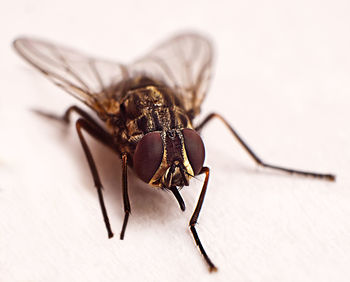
<box><xmin>1</xmin><ymin>0</ymin><xmax>350</xmax><ymax>281</ymax></box>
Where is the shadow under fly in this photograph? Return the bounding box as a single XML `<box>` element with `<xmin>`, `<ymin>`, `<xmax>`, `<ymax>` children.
<box><xmin>13</xmin><ymin>33</ymin><xmax>335</xmax><ymax>272</ymax></box>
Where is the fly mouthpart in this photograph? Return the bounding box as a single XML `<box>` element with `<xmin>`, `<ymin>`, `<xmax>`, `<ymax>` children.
<box><xmin>169</xmin><ymin>186</ymin><xmax>186</xmax><ymax>211</ymax></box>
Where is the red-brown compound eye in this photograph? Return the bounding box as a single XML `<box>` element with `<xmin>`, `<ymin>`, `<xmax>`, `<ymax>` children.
<box><xmin>182</xmin><ymin>128</ymin><xmax>205</xmax><ymax>175</ymax></box>
<box><xmin>133</xmin><ymin>132</ymin><xmax>163</xmax><ymax>183</ymax></box>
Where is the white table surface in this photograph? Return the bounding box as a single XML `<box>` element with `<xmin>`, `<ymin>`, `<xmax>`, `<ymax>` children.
<box><xmin>1</xmin><ymin>1</ymin><xmax>350</xmax><ymax>281</ymax></box>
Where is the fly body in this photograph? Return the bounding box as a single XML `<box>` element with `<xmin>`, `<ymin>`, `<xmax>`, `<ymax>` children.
<box><xmin>104</xmin><ymin>76</ymin><xmax>199</xmax><ymax>189</ymax></box>
<box><xmin>13</xmin><ymin>33</ymin><xmax>335</xmax><ymax>272</ymax></box>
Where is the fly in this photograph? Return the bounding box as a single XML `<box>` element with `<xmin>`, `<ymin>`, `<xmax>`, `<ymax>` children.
<box><xmin>13</xmin><ymin>33</ymin><xmax>335</xmax><ymax>272</ymax></box>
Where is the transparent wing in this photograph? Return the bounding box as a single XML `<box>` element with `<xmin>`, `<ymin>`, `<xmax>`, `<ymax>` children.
<box><xmin>13</xmin><ymin>37</ymin><xmax>129</xmax><ymax>114</ymax></box>
<box><xmin>14</xmin><ymin>33</ymin><xmax>214</xmax><ymax>117</ymax></box>
<box><xmin>129</xmin><ymin>33</ymin><xmax>214</xmax><ymax>117</ymax></box>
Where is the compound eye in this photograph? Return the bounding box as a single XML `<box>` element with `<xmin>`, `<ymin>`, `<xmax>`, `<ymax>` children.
<box><xmin>183</xmin><ymin>128</ymin><xmax>205</xmax><ymax>175</ymax></box>
<box><xmin>133</xmin><ymin>132</ymin><xmax>163</xmax><ymax>183</ymax></box>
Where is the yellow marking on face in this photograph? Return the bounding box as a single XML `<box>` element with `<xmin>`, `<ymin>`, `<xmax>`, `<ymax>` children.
<box><xmin>148</xmin><ymin>131</ymin><xmax>194</xmax><ymax>188</ymax></box>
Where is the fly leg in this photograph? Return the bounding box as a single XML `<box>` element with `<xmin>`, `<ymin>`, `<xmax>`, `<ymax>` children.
<box><xmin>190</xmin><ymin>167</ymin><xmax>217</xmax><ymax>272</ymax></box>
<box><xmin>195</xmin><ymin>113</ymin><xmax>335</xmax><ymax>181</ymax></box>
<box><xmin>120</xmin><ymin>153</ymin><xmax>131</xmax><ymax>240</ymax></box>
<box><xmin>35</xmin><ymin>106</ymin><xmax>115</xmax><ymax>238</ymax></box>
<box><xmin>33</xmin><ymin>105</ymin><xmax>115</xmax><ymax>150</ymax></box>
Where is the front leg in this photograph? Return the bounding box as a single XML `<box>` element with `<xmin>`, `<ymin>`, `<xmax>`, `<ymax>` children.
<box><xmin>189</xmin><ymin>167</ymin><xmax>217</xmax><ymax>272</ymax></box>
<box><xmin>120</xmin><ymin>153</ymin><xmax>131</xmax><ymax>240</ymax></box>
